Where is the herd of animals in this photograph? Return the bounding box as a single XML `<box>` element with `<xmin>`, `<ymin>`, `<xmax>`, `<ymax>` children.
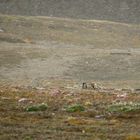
<box><xmin>82</xmin><ymin>82</ymin><xmax>140</xmax><ymax>93</ymax></box>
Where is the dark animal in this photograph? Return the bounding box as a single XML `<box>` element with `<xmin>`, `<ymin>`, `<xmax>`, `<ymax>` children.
<box><xmin>82</xmin><ymin>82</ymin><xmax>87</xmax><ymax>89</ymax></box>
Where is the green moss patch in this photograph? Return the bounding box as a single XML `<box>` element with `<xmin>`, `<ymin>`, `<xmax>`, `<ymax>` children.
<box><xmin>107</xmin><ymin>102</ymin><xmax>140</xmax><ymax>113</ymax></box>
<box><xmin>26</xmin><ymin>103</ymin><xmax>48</xmax><ymax>112</ymax></box>
<box><xmin>65</xmin><ymin>104</ymin><xmax>85</xmax><ymax>113</ymax></box>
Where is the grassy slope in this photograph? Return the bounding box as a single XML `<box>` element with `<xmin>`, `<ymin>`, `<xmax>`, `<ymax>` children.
<box><xmin>0</xmin><ymin>14</ymin><xmax>140</xmax><ymax>87</ymax></box>
<box><xmin>0</xmin><ymin>14</ymin><xmax>140</xmax><ymax>47</ymax></box>
<box><xmin>0</xmin><ymin>15</ymin><xmax>140</xmax><ymax>140</ymax></box>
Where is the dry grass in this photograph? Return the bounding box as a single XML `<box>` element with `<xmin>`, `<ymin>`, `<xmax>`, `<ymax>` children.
<box><xmin>0</xmin><ymin>14</ymin><xmax>140</xmax><ymax>47</ymax></box>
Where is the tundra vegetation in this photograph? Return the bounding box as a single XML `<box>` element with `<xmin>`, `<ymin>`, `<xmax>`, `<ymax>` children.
<box><xmin>0</xmin><ymin>85</ymin><xmax>140</xmax><ymax>140</ymax></box>
<box><xmin>0</xmin><ymin>14</ymin><xmax>140</xmax><ymax>140</ymax></box>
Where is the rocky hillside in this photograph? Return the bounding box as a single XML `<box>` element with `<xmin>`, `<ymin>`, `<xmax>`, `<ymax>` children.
<box><xmin>0</xmin><ymin>0</ymin><xmax>140</xmax><ymax>23</ymax></box>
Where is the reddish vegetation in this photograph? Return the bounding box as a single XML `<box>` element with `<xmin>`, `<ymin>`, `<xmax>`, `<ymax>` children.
<box><xmin>0</xmin><ymin>85</ymin><xmax>140</xmax><ymax>140</ymax></box>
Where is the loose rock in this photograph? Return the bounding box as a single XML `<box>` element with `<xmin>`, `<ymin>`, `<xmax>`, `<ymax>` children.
<box><xmin>18</xmin><ymin>98</ymin><xmax>32</xmax><ymax>104</ymax></box>
<box><xmin>0</xmin><ymin>28</ymin><xmax>4</xmax><ymax>32</ymax></box>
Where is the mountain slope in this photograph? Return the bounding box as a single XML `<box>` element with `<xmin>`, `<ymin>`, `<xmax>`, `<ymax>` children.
<box><xmin>0</xmin><ymin>14</ymin><xmax>140</xmax><ymax>88</ymax></box>
<box><xmin>0</xmin><ymin>0</ymin><xmax>140</xmax><ymax>23</ymax></box>
<box><xmin>0</xmin><ymin>14</ymin><xmax>140</xmax><ymax>47</ymax></box>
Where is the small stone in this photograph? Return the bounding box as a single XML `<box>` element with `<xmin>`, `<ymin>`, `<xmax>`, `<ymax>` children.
<box><xmin>82</xmin><ymin>130</ymin><xmax>85</xmax><ymax>133</ymax></box>
<box><xmin>18</xmin><ymin>98</ymin><xmax>32</xmax><ymax>104</ymax></box>
<box><xmin>95</xmin><ymin>115</ymin><xmax>105</xmax><ymax>119</ymax></box>
<box><xmin>52</xmin><ymin>113</ymin><xmax>55</xmax><ymax>116</ymax></box>
<box><xmin>116</xmin><ymin>93</ymin><xmax>127</xmax><ymax>98</ymax></box>
<box><xmin>0</xmin><ymin>28</ymin><xmax>4</xmax><ymax>32</ymax></box>
<box><xmin>36</xmin><ymin>87</ymin><xmax>45</xmax><ymax>90</ymax></box>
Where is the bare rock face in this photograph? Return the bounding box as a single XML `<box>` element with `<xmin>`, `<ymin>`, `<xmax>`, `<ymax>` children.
<box><xmin>0</xmin><ymin>0</ymin><xmax>140</xmax><ymax>23</ymax></box>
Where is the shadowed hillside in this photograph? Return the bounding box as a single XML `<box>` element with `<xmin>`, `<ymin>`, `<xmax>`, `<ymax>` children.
<box><xmin>0</xmin><ymin>0</ymin><xmax>140</xmax><ymax>23</ymax></box>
